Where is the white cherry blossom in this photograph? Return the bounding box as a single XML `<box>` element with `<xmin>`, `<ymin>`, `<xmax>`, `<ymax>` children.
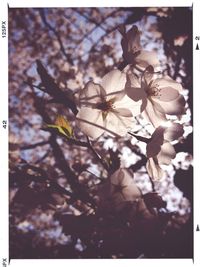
<box><xmin>119</xmin><ymin>25</ymin><xmax>160</xmax><ymax>70</ymax></box>
<box><xmin>146</xmin><ymin>123</ymin><xmax>184</xmax><ymax>180</ymax></box>
<box><xmin>97</xmin><ymin>168</ymin><xmax>141</xmax><ymax>211</ymax></box>
<box><xmin>76</xmin><ymin>70</ymin><xmax>142</xmax><ymax>139</ymax></box>
<box><xmin>126</xmin><ymin>68</ymin><xmax>186</xmax><ymax>128</ymax></box>
<box><xmin>110</xmin><ymin>168</ymin><xmax>141</xmax><ymax>204</ymax></box>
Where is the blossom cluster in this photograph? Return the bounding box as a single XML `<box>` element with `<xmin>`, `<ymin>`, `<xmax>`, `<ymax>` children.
<box><xmin>75</xmin><ymin>25</ymin><xmax>186</xmax><ymax>210</ymax></box>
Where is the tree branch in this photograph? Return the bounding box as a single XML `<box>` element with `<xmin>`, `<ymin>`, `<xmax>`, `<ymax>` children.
<box><xmin>35</xmin><ymin>60</ymin><xmax>78</xmax><ymax>115</ymax></box>
<box><xmin>20</xmin><ymin>140</ymin><xmax>49</xmax><ymax>150</ymax></box>
<box><xmin>34</xmin><ymin>149</ymin><xmax>51</xmax><ymax>165</ymax></box>
<box><xmin>128</xmin><ymin>132</ymin><xmax>150</xmax><ymax>143</ymax></box>
<box><xmin>49</xmin><ymin>134</ymin><xmax>96</xmax><ymax>207</ymax></box>
<box><xmin>32</xmin><ymin>93</ymin><xmax>96</xmax><ymax>207</ymax></box>
<box><xmin>86</xmin><ymin>137</ymin><xmax>109</xmax><ymax>171</ymax></box>
<box><xmin>39</xmin><ymin>9</ymin><xmax>73</xmax><ymax>64</ymax></box>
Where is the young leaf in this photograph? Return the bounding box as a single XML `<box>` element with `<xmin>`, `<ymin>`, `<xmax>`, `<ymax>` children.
<box><xmin>46</xmin><ymin>115</ymin><xmax>73</xmax><ymax>138</ymax></box>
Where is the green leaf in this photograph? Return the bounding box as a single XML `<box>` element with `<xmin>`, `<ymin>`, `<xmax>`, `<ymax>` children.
<box><xmin>46</xmin><ymin>115</ymin><xmax>73</xmax><ymax>138</ymax></box>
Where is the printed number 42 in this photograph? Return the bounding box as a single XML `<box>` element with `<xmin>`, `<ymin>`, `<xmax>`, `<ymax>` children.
<box><xmin>2</xmin><ymin>120</ymin><xmax>7</xmax><ymax>129</ymax></box>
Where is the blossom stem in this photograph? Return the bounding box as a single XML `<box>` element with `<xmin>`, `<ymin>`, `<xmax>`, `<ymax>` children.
<box><xmin>86</xmin><ymin>137</ymin><xmax>109</xmax><ymax>171</ymax></box>
<box><xmin>133</xmin><ymin>65</ymin><xmax>145</xmax><ymax>73</ymax></box>
<box><xmin>76</xmin><ymin>117</ymin><xmax>121</xmax><ymax>137</ymax></box>
<box><xmin>149</xmin><ymin>176</ymin><xmax>156</xmax><ymax>192</ymax></box>
<box><xmin>128</xmin><ymin>132</ymin><xmax>150</xmax><ymax>143</ymax></box>
<box><xmin>84</xmin><ymin>169</ymin><xmax>103</xmax><ymax>180</ymax></box>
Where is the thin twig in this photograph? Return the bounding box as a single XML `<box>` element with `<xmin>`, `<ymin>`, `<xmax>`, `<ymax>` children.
<box><xmin>76</xmin><ymin>117</ymin><xmax>120</xmax><ymax>137</ymax></box>
<box><xmin>34</xmin><ymin>149</ymin><xmax>51</xmax><ymax>165</ymax></box>
<box><xmin>84</xmin><ymin>169</ymin><xmax>102</xmax><ymax>180</ymax></box>
<box><xmin>86</xmin><ymin>137</ymin><xmax>109</xmax><ymax>171</ymax></box>
<box><xmin>149</xmin><ymin>176</ymin><xmax>156</xmax><ymax>192</ymax></box>
<box><xmin>20</xmin><ymin>140</ymin><xmax>49</xmax><ymax>150</ymax></box>
<box><xmin>39</xmin><ymin>9</ymin><xmax>73</xmax><ymax>64</ymax></box>
<box><xmin>128</xmin><ymin>131</ymin><xmax>150</xmax><ymax>143</ymax></box>
<box><xmin>64</xmin><ymin>138</ymin><xmax>89</xmax><ymax>148</ymax></box>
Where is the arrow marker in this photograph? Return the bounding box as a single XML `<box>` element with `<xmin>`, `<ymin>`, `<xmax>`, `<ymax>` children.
<box><xmin>196</xmin><ymin>43</ymin><xmax>199</xmax><ymax>50</ymax></box>
<box><xmin>196</xmin><ymin>224</ymin><xmax>200</xmax><ymax>231</ymax></box>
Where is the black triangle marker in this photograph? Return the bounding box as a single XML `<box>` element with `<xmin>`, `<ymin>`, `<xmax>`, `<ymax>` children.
<box><xmin>196</xmin><ymin>224</ymin><xmax>200</xmax><ymax>231</ymax></box>
<box><xmin>196</xmin><ymin>43</ymin><xmax>199</xmax><ymax>50</ymax></box>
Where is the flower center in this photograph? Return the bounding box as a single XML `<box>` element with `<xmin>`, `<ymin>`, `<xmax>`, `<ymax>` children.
<box><xmin>96</xmin><ymin>99</ymin><xmax>114</xmax><ymax>111</ymax></box>
<box><xmin>95</xmin><ymin>99</ymin><xmax>115</xmax><ymax>121</ymax></box>
<box><xmin>146</xmin><ymin>83</ymin><xmax>161</xmax><ymax>98</ymax></box>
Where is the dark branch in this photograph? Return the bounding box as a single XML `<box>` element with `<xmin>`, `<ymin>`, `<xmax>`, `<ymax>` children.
<box><xmin>35</xmin><ymin>60</ymin><xmax>78</xmax><ymax>115</ymax></box>
<box><xmin>34</xmin><ymin>149</ymin><xmax>51</xmax><ymax>165</ymax></box>
<box><xmin>32</xmin><ymin>94</ymin><xmax>95</xmax><ymax>207</ymax></box>
<box><xmin>20</xmin><ymin>140</ymin><xmax>49</xmax><ymax>150</ymax></box>
<box><xmin>128</xmin><ymin>132</ymin><xmax>150</xmax><ymax>143</ymax></box>
<box><xmin>49</xmin><ymin>134</ymin><xmax>96</xmax><ymax>207</ymax></box>
<box><xmin>39</xmin><ymin>9</ymin><xmax>73</xmax><ymax>64</ymax></box>
<box><xmin>86</xmin><ymin>137</ymin><xmax>109</xmax><ymax>171</ymax></box>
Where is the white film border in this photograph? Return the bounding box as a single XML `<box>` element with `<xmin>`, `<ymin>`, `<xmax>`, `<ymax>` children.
<box><xmin>0</xmin><ymin>0</ymin><xmax>199</xmax><ymax>266</ymax></box>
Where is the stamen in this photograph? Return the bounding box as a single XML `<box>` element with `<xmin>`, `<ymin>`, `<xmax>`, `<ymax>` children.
<box><xmin>146</xmin><ymin>83</ymin><xmax>162</xmax><ymax>98</ymax></box>
<box><xmin>96</xmin><ymin>98</ymin><xmax>115</xmax><ymax>121</ymax></box>
<box><xmin>96</xmin><ymin>99</ymin><xmax>114</xmax><ymax>111</ymax></box>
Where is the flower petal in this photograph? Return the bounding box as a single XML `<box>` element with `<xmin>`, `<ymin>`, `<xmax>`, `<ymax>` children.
<box><xmin>76</xmin><ymin>107</ymin><xmax>104</xmax><ymax>139</ymax></box>
<box><xmin>105</xmin><ymin>111</ymin><xmax>135</xmax><ymax>136</ymax></box>
<box><xmin>157</xmin><ymin>142</ymin><xmax>176</xmax><ymax>165</ymax></box>
<box><xmin>146</xmin><ymin>127</ymin><xmax>165</xmax><ymax>158</ymax></box>
<box><xmin>111</xmin><ymin>169</ymin><xmax>133</xmax><ymax>187</ymax></box>
<box><xmin>115</xmin><ymin>94</ymin><xmax>143</xmax><ymax>116</ymax></box>
<box><xmin>152</xmin><ymin>94</ymin><xmax>186</xmax><ymax>115</ymax></box>
<box><xmin>122</xmin><ymin>183</ymin><xmax>141</xmax><ymax>201</ymax></box>
<box><xmin>120</xmin><ymin>169</ymin><xmax>134</xmax><ymax>187</ymax></box>
<box><xmin>110</xmin><ymin>169</ymin><xmax>141</xmax><ymax>202</ymax></box>
<box><xmin>126</xmin><ymin>75</ymin><xmax>147</xmax><ymax>102</ymax></box>
<box><xmin>110</xmin><ymin>169</ymin><xmax>125</xmax><ymax>186</ymax></box>
<box><xmin>121</xmin><ymin>25</ymin><xmax>142</xmax><ymax>63</ymax></box>
<box><xmin>150</xmin><ymin>76</ymin><xmax>182</xmax><ymax>102</ymax></box>
<box><xmin>135</xmin><ymin>50</ymin><xmax>160</xmax><ymax>70</ymax></box>
<box><xmin>151</xmin><ymin>126</ymin><xmax>165</xmax><ymax>143</ymax></box>
<box><xmin>146</xmin><ymin>158</ymin><xmax>165</xmax><ymax>180</ymax></box>
<box><xmin>163</xmin><ymin>123</ymin><xmax>184</xmax><ymax>142</ymax></box>
<box><xmin>101</xmin><ymin>70</ymin><xmax>127</xmax><ymax>96</ymax></box>
<box><xmin>125</xmin><ymin>25</ymin><xmax>141</xmax><ymax>53</ymax></box>
<box><xmin>152</xmin><ymin>87</ymin><xmax>179</xmax><ymax>102</ymax></box>
<box><xmin>127</xmin><ymin>73</ymin><xmax>141</xmax><ymax>89</ymax></box>
<box><xmin>114</xmin><ymin>108</ymin><xmax>133</xmax><ymax>117</ymax></box>
<box><xmin>79</xmin><ymin>81</ymin><xmax>106</xmax><ymax>106</ymax></box>
<box><xmin>152</xmin><ymin>76</ymin><xmax>183</xmax><ymax>92</ymax></box>
<box><xmin>147</xmin><ymin>142</ymin><xmax>162</xmax><ymax>158</ymax></box>
<box><xmin>142</xmin><ymin>99</ymin><xmax>167</xmax><ymax>128</ymax></box>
